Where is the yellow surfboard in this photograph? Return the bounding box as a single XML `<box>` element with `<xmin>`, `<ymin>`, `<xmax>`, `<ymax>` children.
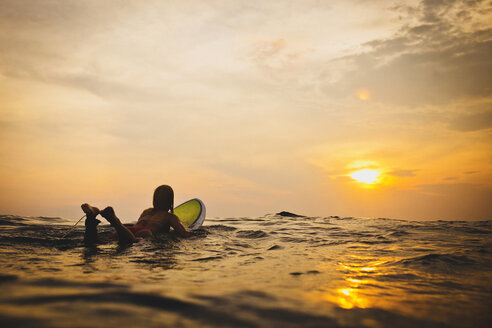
<box><xmin>173</xmin><ymin>198</ymin><xmax>206</xmax><ymax>230</ymax></box>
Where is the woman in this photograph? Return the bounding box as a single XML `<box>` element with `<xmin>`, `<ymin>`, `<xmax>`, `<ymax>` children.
<box><xmin>82</xmin><ymin>185</ymin><xmax>191</xmax><ymax>245</ymax></box>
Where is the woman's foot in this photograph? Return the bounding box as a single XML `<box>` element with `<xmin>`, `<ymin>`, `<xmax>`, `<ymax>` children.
<box><xmin>81</xmin><ymin>203</ymin><xmax>100</xmax><ymax>245</ymax></box>
<box><xmin>100</xmin><ymin>206</ymin><xmax>118</xmax><ymax>226</ymax></box>
<box><xmin>81</xmin><ymin>203</ymin><xmax>101</xmax><ymax>227</ymax></box>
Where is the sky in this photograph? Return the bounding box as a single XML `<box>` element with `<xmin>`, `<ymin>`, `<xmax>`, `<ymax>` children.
<box><xmin>0</xmin><ymin>0</ymin><xmax>491</xmax><ymax>221</ymax></box>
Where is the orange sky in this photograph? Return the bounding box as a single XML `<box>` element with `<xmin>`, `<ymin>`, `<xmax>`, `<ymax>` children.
<box><xmin>0</xmin><ymin>0</ymin><xmax>491</xmax><ymax>221</ymax></box>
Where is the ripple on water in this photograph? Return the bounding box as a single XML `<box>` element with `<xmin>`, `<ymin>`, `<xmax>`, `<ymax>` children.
<box><xmin>206</xmin><ymin>225</ymin><xmax>237</xmax><ymax>231</ymax></box>
<box><xmin>395</xmin><ymin>253</ymin><xmax>476</xmax><ymax>273</ymax></box>
<box><xmin>236</xmin><ymin>230</ymin><xmax>268</xmax><ymax>238</ymax></box>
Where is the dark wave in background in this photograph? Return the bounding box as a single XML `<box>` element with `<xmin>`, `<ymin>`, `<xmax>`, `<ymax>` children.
<box><xmin>0</xmin><ymin>213</ymin><xmax>491</xmax><ymax>328</ymax></box>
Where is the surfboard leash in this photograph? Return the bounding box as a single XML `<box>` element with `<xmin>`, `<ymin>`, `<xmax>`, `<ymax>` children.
<box><xmin>61</xmin><ymin>214</ymin><xmax>86</xmax><ymax>238</ymax></box>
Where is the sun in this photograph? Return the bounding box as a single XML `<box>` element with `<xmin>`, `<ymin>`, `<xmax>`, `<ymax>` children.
<box><xmin>349</xmin><ymin>169</ymin><xmax>381</xmax><ymax>184</ymax></box>
<box><xmin>356</xmin><ymin>88</ymin><xmax>370</xmax><ymax>100</ymax></box>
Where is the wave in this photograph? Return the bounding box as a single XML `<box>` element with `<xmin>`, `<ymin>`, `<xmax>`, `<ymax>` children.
<box><xmin>394</xmin><ymin>253</ymin><xmax>477</xmax><ymax>273</ymax></box>
<box><xmin>236</xmin><ymin>230</ymin><xmax>268</xmax><ymax>239</ymax></box>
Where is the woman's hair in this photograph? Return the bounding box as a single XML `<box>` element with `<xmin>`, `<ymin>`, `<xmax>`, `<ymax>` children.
<box><xmin>153</xmin><ymin>185</ymin><xmax>174</xmax><ymax>213</ymax></box>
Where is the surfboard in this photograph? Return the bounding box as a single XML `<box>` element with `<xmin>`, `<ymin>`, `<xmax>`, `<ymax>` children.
<box><xmin>173</xmin><ymin>198</ymin><xmax>206</xmax><ymax>230</ymax></box>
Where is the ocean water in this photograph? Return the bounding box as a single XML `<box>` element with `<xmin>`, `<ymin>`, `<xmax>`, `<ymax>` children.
<box><xmin>0</xmin><ymin>213</ymin><xmax>490</xmax><ymax>328</ymax></box>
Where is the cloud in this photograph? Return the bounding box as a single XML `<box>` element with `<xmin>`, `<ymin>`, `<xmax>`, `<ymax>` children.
<box><xmin>329</xmin><ymin>0</ymin><xmax>492</xmax><ymax>106</ymax></box>
<box><xmin>387</xmin><ymin>169</ymin><xmax>419</xmax><ymax>177</ymax></box>
<box><xmin>411</xmin><ymin>182</ymin><xmax>492</xmax><ymax>219</ymax></box>
<box><xmin>416</xmin><ymin>182</ymin><xmax>482</xmax><ymax>191</ymax></box>
<box><xmin>246</xmin><ymin>39</ymin><xmax>291</xmax><ymax>69</ymax></box>
<box><xmin>447</xmin><ymin>108</ymin><xmax>492</xmax><ymax>131</ymax></box>
<box><xmin>0</xmin><ymin>1</ymin><xmax>145</xmax><ymax>96</ymax></box>
<box><xmin>386</xmin><ymin>182</ymin><xmax>492</xmax><ymax>219</ymax></box>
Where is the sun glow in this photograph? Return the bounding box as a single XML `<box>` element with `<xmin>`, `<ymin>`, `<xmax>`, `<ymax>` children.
<box><xmin>349</xmin><ymin>169</ymin><xmax>381</xmax><ymax>184</ymax></box>
<box><xmin>356</xmin><ymin>88</ymin><xmax>370</xmax><ymax>100</ymax></box>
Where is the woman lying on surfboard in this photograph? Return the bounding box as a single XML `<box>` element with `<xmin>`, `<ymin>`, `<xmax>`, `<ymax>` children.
<box><xmin>81</xmin><ymin>185</ymin><xmax>191</xmax><ymax>245</ymax></box>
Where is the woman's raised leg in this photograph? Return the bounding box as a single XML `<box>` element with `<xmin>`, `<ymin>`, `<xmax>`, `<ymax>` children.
<box><xmin>100</xmin><ymin>206</ymin><xmax>137</xmax><ymax>244</ymax></box>
<box><xmin>81</xmin><ymin>203</ymin><xmax>101</xmax><ymax>245</ymax></box>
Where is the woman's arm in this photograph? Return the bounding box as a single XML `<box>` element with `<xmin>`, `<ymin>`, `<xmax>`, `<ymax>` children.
<box><xmin>169</xmin><ymin>214</ymin><xmax>191</xmax><ymax>238</ymax></box>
